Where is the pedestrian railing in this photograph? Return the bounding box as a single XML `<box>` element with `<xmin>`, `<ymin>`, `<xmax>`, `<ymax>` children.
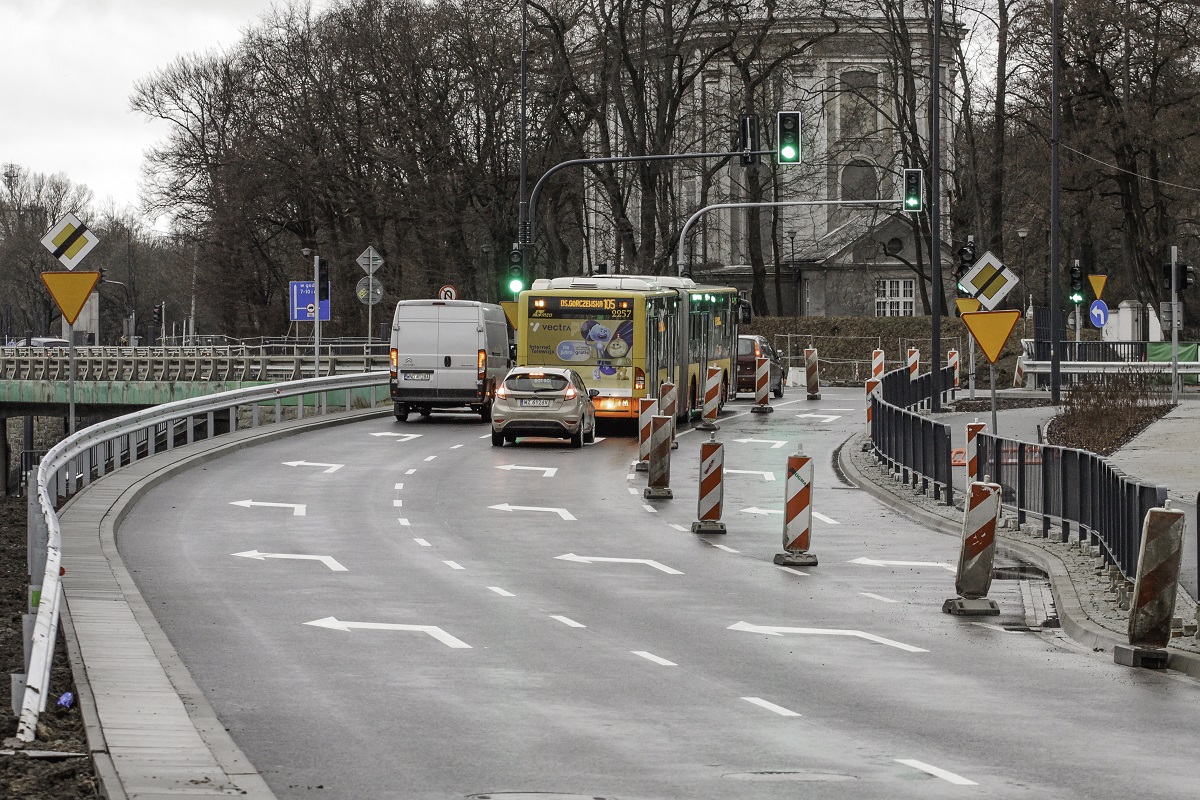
<box><xmin>17</xmin><ymin>371</ymin><xmax>390</xmax><ymax>742</ymax></box>
<box><xmin>869</xmin><ymin>364</ymin><xmax>957</xmax><ymax>507</ymax></box>
<box><xmin>973</xmin><ymin>433</ymin><xmax>1166</xmax><ymax>581</ymax></box>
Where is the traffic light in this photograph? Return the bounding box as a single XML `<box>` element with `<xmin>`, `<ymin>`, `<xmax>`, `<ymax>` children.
<box><xmin>316</xmin><ymin>257</ymin><xmax>329</xmax><ymax>303</ymax></box>
<box><xmin>1178</xmin><ymin>260</ymin><xmax>1195</xmax><ymax>290</ymax></box>
<box><xmin>776</xmin><ymin>111</ymin><xmax>801</xmax><ymax>165</ymax></box>
<box><xmin>739</xmin><ymin>113</ymin><xmax>760</xmax><ymax>166</ymax></box>
<box><xmin>956</xmin><ymin>236</ymin><xmax>975</xmax><ymax>293</ymax></box>
<box><xmin>1069</xmin><ymin>262</ymin><xmax>1084</xmax><ymax>304</ymax></box>
<box><xmin>507</xmin><ymin>248</ymin><xmax>525</xmax><ymax>295</ymax></box>
<box><xmin>902</xmin><ymin>169</ymin><xmax>923</xmax><ymax>213</ymax></box>
<box><xmin>98</xmin><ymin>267</ymin><xmax>107</xmax><ymax>284</ymax></box>
<box><xmin>152</xmin><ymin>303</ymin><xmax>163</xmax><ymax>325</ymax></box>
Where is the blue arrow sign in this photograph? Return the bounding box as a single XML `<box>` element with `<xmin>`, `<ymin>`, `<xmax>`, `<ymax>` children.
<box><xmin>1089</xmin><ymin>299</ymin><xmax>1109</xmax><ymax>328</ymax></box>
<box><xmin>289</xmin><ymin>281</ymin><xmax>330</xmax><ymax>322</ymax></box>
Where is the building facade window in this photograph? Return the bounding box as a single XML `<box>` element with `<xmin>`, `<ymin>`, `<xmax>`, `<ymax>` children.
<box><xmin>875</xmin><ymin>279</ymin><xmax>915</xmax><ymax>316</ymax></box>
<box><xmin>841</xmin><ymin>159</ymin><xmax>879</xmax><ymax>200</ymax></box>
<box><xmin>838</xmin><ymin>69</ymin><xmax>879</xmax><ymax>140</ymax></box>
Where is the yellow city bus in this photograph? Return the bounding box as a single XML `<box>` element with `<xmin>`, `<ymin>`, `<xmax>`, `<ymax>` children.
<box><xmin>516</xmin><ymin>275</ymin><xmax>742</xmax><ymax>419</ymax></box>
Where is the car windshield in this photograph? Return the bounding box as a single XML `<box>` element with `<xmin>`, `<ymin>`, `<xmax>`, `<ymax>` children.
<box><xmin>737</xmin><ymin>338</ymin><xmax>755</xmax><ymax>356</ymax></box>
<box><xmin>505</xmin><ymin>374</ymin><xmax>571</xmax><ymax>393</ymax></box>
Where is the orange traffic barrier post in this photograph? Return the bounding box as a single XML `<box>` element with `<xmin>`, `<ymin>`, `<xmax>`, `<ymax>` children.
<box><xmin>644</xmin><ymin>414</ymin><xmax>674</xmax><ymax>499</ymax></box>
<box><xmin>692</xmin><ymin>433</ymin><xmax>726</xmax><ymax>533</ymax></box>
<box><xmin>907</xmin><ymin>347</ymin><xmax>919</xmax><ymax>382</ymax></box>
<box><xmin>947</xmin><ymin>349</ymin><xmax>960</xmax><ymax>388</ymax></box>
<box><xmin>951</xmin><ymin>448</ymin><xmax>967</xmax><ymax>467</ymax></box>
<box><xmin>696</xmin><ymin>365</ymin><xmax>721</xmax><ymax>431</ymax></box>
<box><xmin>943</xmin><ymin>480</ymin><xmax>1002</xmax><ymax>616</ymax></box>
<box><xmin>965</xmin><ymin>421</ymin><xmax>985</xmax><ymax>481</ymax></box>
<box><xmin>635</xmin><ymin>397</ymin><xmax>655</xmax><ymax>472</ymax></box>
<box><xmin>865</xmin><ymin>378</ymin><xmax>880</xmax><ymax>440</ymax></box>
<box><xmin>871</xmin><ymin>348</ymin><xmax>885</xmax><ymax>379</ymax></box>
<box><xmin>773</xmin><ymin>445</ymin><xmax>817</xmax><ymax>567</ymax></box>
<box><xmin>804</xmin><ymin>347</ymin><xmax>821</xmax><ymax>400</ymax></box>
<box><xmin>1115</xmin><ymin>503</ymin><xmax>1186</xmax><ymax>669</ymax></box>
<box><xmin>751</xmin><ymin>356</ymin><xmax>772</xmax><ymax>414</ymax></box>
<box><xmin>659</xmin><ymin>381</ymin><xmax>679</xmax><ymax>449</ymax></box>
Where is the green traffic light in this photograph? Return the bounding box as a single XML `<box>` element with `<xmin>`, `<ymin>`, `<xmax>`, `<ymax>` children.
<box><xmin>780</xmin><ymin>145</ymin><xmax>797</xmax><ymax>161</ymax></box>
<box><xmin>905</xmin><ymin>196</ymin><xmax>919</xmax><ymax>208</ymax></box>
<box><xmin>508</xmin><ymin>278</ymin><xmax>525</xmax><ymax>294</ymax></box>
<box><xmin>1070</xmin><ymin>292</ymin><xmax>1083</xmax><ymax>304</ymax></box>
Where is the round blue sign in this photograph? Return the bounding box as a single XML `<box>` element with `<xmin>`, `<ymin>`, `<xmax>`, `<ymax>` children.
<box><xmin>1088</xmin><ymin>299</ymin><xmax>1109</xmax><ymax>328</ymax></box>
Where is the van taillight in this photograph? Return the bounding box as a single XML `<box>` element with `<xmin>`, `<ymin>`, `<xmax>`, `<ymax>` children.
<box><xmin>390</xmin><ymin>348</ymin><xmax>398</xmax><ymax>376</ymax></box>
<box><xmin>634</xmin><ymin>367</ymin><xmax>645</xmax><ymax>391</ymax></box>
<box><xmin>478</xmin><ymin>349</ymin><xmax>487</xmax><ymax>383</ymax></box>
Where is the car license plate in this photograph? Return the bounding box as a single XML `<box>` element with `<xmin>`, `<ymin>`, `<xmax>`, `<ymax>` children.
<box><xmin>519</xmin><ymin>398</ymin><xmax>552</xmax><ymax>408</ymax></box>
<box><xmin>402</xmin><ymin>372</ymin><xmax>431</xmax><ymax>381</ymax></box>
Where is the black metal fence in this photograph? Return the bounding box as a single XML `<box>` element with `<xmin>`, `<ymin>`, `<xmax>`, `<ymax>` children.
<box><xmin>869</xmin><ymin>365</ymin><xmax>956</xmax><ymax>507</ymax></box>
<box><xmin>974</xmin><ymin>433</ymin><xmax>1166</xmax><ymax>581</ymax></box>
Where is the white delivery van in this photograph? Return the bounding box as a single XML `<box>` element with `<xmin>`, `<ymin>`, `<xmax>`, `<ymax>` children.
<box><xmin>389</xmin><ymin>299</ymin><xmax>511</xmax><ymax>422</ymax></box>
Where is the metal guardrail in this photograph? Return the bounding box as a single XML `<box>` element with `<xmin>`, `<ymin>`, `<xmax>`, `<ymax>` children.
<box><xmin>0</xmin><ymin>345</ymin><xmax>390</xmax><ymax>382</ymax></box>
<box><xmin>974</xmin><ymin>433</ymin><xmax>1166</xmax><ymax>582</ymax></box>
<box><xmin>17</xmin><ymin>371</ymin><xmax>391</xmax><ymax>741</ymax></box>
<box><xmin>868</xmin><ymin>364</ymin><xmax>957</xmax><ymax>507</ymax></box>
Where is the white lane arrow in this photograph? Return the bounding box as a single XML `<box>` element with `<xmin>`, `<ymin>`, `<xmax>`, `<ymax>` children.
<box><xmin>489</xmin><ymin>503</ymin><xmax>576</xmax><ymax>521</ymax></box>
<box><xmin>229</xmin><ymin>499</ymin><xmax>306</xmax><ymax>516</ymax></box>
<box><xmin>282</xmin><ymin>460</ymin><xmax>344</xmax><ymax>474</ymax></box>
<box><xmin>727</xmin><ymin>621</ymin><xmax>928</xmax><ymax>652</ymax></box>
<box><xmin>495</xmin><ymin>464</ymin><xmax>558</xmax><ymax>477</ymax></box>
<box><xmin>795</xmin><ymin>413</ymin><xmax>842</xmax><ymax>423</ymax></box>
<box><xmin>849</xmin><ymin>556</ymin><xmax>955</xmax><ymax>572</ymax></box>
<box><xmin>369</xmin><ymin>432</ymin><xmax>423</xmax><ymax>442</ymax></box>
<box><xmin>725</xmin><ymin>469</ymin><xmax>775</xmax><ymax>481</ymax></box>
<box><xmin>232</xmin><ymin>550</ymin><xmax>347</xmax><ymax>571</ymax></box>
<box><xmin>303</xmin><ymin>617</ymin><xmax>470</xmax><ymax>648</ymax></box>
<box><xmin>740</xmin><ymin>507</ymin><xmax>782</xmax><ymax>515</ymax></box>
<box><xmin>556</xmin><ymin>553</ymin><xmax>682</xmax><ymax>574</ymax></box>
<box><xmin>733</xmin><ymin>437</ymin><xmax>789</xmax><ymax>449</ymax></box>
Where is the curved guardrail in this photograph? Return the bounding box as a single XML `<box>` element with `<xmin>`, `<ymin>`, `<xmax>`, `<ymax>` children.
<box><xmin>18</xmin><ymin>371</ymin><xmax>391</xmax><ymax>741</ymax></box>
<box><xmin>868</xmin><ymin>364</ymin><xmax>957</xmax><ymax>507</ymax></box>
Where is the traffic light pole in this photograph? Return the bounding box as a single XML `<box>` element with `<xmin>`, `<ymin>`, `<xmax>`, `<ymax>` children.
<box><xmin>313</xmin><ymin>253</ymin><xmax>321</xmax><ymax>379</ymax></box>
<box><xmin>1171</xmin><ymin>245</ymin><xmax>1179</xmax><ymax>403</ymax></box>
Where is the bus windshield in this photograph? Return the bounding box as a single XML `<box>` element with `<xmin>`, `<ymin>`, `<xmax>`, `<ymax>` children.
<box><xmin>526</xmin><ymin>296</ymin><xmax>635</xmax><ymax>385</ymax></box>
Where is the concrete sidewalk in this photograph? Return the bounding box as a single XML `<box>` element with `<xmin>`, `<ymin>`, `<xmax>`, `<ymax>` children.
<box><xmin>841</xmin><ymin>396</ymin><xmax>1200</xmax><ymax>678</ymax></box>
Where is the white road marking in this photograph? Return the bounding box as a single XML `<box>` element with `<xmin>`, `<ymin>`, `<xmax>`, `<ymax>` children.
<box><xmin>304</xmin><ymin>618</ymin><xmax>469</xmax><ymax>647</ymax></box>
<box><xmin>424</xmin><ymin>455</ymin><xmax>437</xmax><ymax>462</ymax></box>
<box><xmin>861</xmin><ymin>592</ymin><xmax>898</xmax><ymax>603</ymax></box>
<box><xmin>742</xmin><ymin>697</ymin><xmax>801</xmax><ymax>717</ymax></box>
<box><xmin>405</xmin><ymin>468</ymin><xmax>417</xmax><ymax>475</ymax></box>
<box><xmin>895</xmin><ymin>759</ymin><xmax>977</xmax><ymax>785</ymax></box>
<box><xmin>228</xmin><ymin>499</ymin><xmax>306</xmax><ymax>516</ymax></box>
<box><xmin>628</xmin><ymin>488</ymin><xmax>639</xmax><ymax>495</ymax></box>
<box><xmin>725</xmin><ymin>469</ymin><xmax>775</xmax><ymax>481</ymax></box>
<box><xmin>551</xmin><ymin>615</ymin><xmax>586</xmax><ymax>628</ymax></box>
<box><xmin>394</xmin><ymin>483</ymin><xmax>404</xmax><ymax>490</ymax></box>
<box><xmin>593</xmin><ymin>437</ymin><xmax>606</xmax><ymax>442</ymax></box>
<box><xmin>850</xmin><ymin>556</ymin><xmax>955</xmax><ymax>572</ymax></box>
<box><xmin>642</xmin><ymin>504</ymin><xmax>657</xmax><ymax>513</ymax></box>
<box><xmin>490</xmin><ymin>503</ymin><xmax>576</xmax><ymax>521</ymax></box>
<box><xmin>443</xmin><ymin>560</ymin><xmax>465</xmax><ymax>570</ymax></box>
<box><xmin>556</xmin><ymin>553</ymin><xmax>682</xmax><ymax>574</ymax></box>
<box><xmin>632</xmin><ymin>651</ymin><xmax>677</xmax><ymax>666</ymax></box>
<box><xmin>231</xmin><ymin>550</ymin><xmax>347</xmax><ymax>571</ymax></box>
<box><xmin>777</xmin><ymin>566</ymin><xmax>809</xmax><ymax>576</ymax></box>
<box><xmin>413</xmin><ymin>538</ymin><xmax>431</xmax><ymax>547</ymax></box>
<box><xmin>282</xmin><ymin>460</ymin><xmax>343</xmax><ymax>473</ymax></box>
<box><xmin>813</xmin><ymin>511</ymin><xmax>840</xmax><ymax>524</ymax></box>
<box><xmin>496</xmin><ymin>464</ymin><xmax>558</xmax><ymax>477</ymax></box>
<box><xmin>709</xmin><ymin>543</ymin><xmax>740</xmax><ymax>553</ymax></box>
<box><xmin>488</xmin><ymin>587</ymin><xmax>515</xmax><ymax>597</ymax></box>
<box><xmin>479</xmin><ymin>434</ymin><xmax>490</xmax><ymax>439</ymax></box>
<box><xmin>450</xmin><ymin>444</ymin><xmax>463</xmax><ymax>449</ymax></box>
<box><xmin>728</xmin><ymin>621</ymin><xmax>928</xmax><ymax>652</ymax></box>
<box><xmin>669</xmin><ymin>523</ymin><xmax>689</xmax><ymax>532</ymax></box>
<box><xmin>393</xmin><ymin>499</ymin><xmax>403</xmax><ymax>507</ymax></box>
<box><xmin>398</xmin><ymin>518</ymin><xmax>410</xmax><ymax>526</ymax></box>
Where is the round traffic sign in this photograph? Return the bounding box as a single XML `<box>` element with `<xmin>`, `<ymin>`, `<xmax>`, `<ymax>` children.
<box><xmin>355</xmin><ymin>275</ymin><xmax>384</xmax><ymax>306</ymax></box>
<box><xmin>306</xmin><ymin>302</ymin><xmax>316</xmax><ymax>315</ymax></box>
<box><xmin>1089</xmin><ymin>299</ymin><xmax>1109</xmax><ymax>328</ymax></box>
<box><xmin>439</xmin><ymin>284</ymin><xmax>458</xmax><ymax>300</ymax></box>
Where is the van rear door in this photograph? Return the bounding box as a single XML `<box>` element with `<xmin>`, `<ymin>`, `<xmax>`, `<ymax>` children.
<box><xmin>394</xmin><ymin>305</ymin><xmax>441</xmax><ymax>391</ymax></box>
<box><xmin>437</xmin><ymin>304</ymin><xmax>483</xmax><ymax>397</ymax></box>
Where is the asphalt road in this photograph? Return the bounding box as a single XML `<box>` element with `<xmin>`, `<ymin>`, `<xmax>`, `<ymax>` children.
<box><xmin>118</xmin><ymin>387</ymin><xmax>1200</xmax><ymax>799</ymax></box>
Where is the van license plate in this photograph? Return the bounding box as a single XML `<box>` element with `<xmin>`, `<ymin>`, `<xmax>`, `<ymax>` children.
<box><xmin>519</xmin><ymin>398</ymin><xmax>552</xmax><ymax>408</ymax></box>
<box><xmin>402</xmin><ymin>372</ymin><xmax>431</xmax><ymax>381</ymax></box>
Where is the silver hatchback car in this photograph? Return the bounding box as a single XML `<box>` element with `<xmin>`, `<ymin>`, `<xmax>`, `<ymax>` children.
<box><xmin>491</xmin><ymin>367</ymin><xmax>598</xmax><ymax>448</ymax></box>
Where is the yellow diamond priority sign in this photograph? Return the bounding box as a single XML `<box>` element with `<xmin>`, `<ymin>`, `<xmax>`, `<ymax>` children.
<box><xmin>40</xmin><ymin>212</ymin><xmax>100</xmax><ymax>270</ymax></box>
<box><xmin>960</xmin><ymin>310</ymin><xmax>1021</xmax><ymax>365</ymax></box>
<box><xmin>42</xmin><ymin>271</ymin><xmax>100</xmax><ymax>325</ymax></box>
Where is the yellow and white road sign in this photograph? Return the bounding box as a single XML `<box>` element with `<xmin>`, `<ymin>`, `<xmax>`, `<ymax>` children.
<box><xmin>42</xmin><ymin>271</ymin><xmax>100</xmax><ymax>325</ymax></box>
<box><xmin>40</xmin><ymin>212</ymin><xmax>100</xmax><ymax>270</ymax></box>
<box><xmin>959</xmin><ymin>251</ymin><xmax>1018</xmax><ymax>310</ymax></box>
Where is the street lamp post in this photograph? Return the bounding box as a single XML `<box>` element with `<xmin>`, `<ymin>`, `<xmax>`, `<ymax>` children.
<box><xmin>302</xmin><ymin>247</ymin><xmax>319</xmax><ymax>378</ymax></box>
<box><xmin>787</xmin><ymin>230</ymin><xmax>798</xmax><ymax>316</ymax></box>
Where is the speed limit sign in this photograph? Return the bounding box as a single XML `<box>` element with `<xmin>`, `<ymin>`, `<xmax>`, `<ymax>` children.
<box><xmin>438</xmin><ymin>284</ymin><xmax>458</xmax><ymax>300</ymax></box>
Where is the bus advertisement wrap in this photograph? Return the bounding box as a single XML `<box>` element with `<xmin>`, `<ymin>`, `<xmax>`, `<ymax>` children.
<box><xmin>527</xmin><ymin>296</ymin><xmax>635</xmax><ymax>390</ymax></box>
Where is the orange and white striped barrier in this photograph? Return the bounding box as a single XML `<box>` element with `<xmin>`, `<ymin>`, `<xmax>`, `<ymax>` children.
<box><xmin>697</xmin><ymin>365</ymin><xmax>721</xmax><ymax>431</ymax></box>
<box><xmin>1116</xmin><ymin>504</ymin><xmax>1186</xmax><ymax>668</ymax></box>
<box><xmin>943</xmin><ymin>480</ymin><xmax>1002</xmax><ymax>615</ymax></box>
<box><xmin>865</xmin><ymin>378</ymin><xmax>880</xmax><ymax>438</ymax></box>
<box><xmin>804</xmin><ymin>347</ymin><xmax>821</xmax><ymax>400</ymax></box>
<box><xmin>965</xmin><ymin>421</ymin><xmax>985</xmax><ymax>481</ymax></box>
<box><xmin>751</xmin><ymin>356</ymin><xmax>773</xmax><ymax>414</ymax></box>
<box><xmin>947</xmin><ymin>349</ymin><xmax>959</xmax><ymax>388</ymax></box>
<box><xmin>907</xmin><ymin>347</ymin><xmax>919</xmax><ymax>381</ymax></box>
<box><xmin>644</xmin><ymin>414</ymin><xmax>673</xmax><ymax>499</ymax></box>
<box><xmin>635</xmin><ymin>397</ymin><xmax>656</xmax><ymax>472</ymax></box>
<box><xmin>1012</xmin><ymin>355</ymin><xmax>1025</xmax><ymax>388</ymax></box>
<box><xmin>773</xmin><ymin>447</ymin><xmax>817</xmax><ymax>566</ymax></box>
<box><xmin>871</xmin><ymin>348</ymin><xmax>885</xmax><ymax>379</ymax></box>
<box><xmin>659</xmin><ymin>381</ymin><xmax>678</xmax><ymax>449</ymax></box>
<box><xmin>691</xmin><ymin>433</ymin><xmax>726</xmax><ymax>533</ymax></box>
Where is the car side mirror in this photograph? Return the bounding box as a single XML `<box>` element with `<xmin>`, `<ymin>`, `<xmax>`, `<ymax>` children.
<box><xmin>588</xmin><ymin>389</ymin><xmax>600</xmax><ymax>398</ymax></box>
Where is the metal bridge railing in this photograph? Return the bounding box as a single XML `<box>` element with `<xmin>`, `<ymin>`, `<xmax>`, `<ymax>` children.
<box><xmin>974</xmin><ymin>433</ymin><xmax>1166</xmax><ymax>581</ymax></box>
<box><xmin>16</xmin><ymin>371</ymin><xmax>390</xmax><ymax>742</ymax></box>
<box><xmin>869</xmin><ymin>364</ymin><xmax>957</xmax><ymax>507</ymax></box>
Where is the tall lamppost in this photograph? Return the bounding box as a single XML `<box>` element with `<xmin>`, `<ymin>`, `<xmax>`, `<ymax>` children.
<box><xmin>481</xmin><ymin>245</ymin><xmax>492</xmax><ymax>302</ymax></box>
<box><xmin>787</xmin><ymin>230</ymin><xmax>799</xmax><ymax>316</ymax></box>
<box><xmin>302</xmin><ymin>247</ymin><xmax>319</xmax><ymax>377</ymax></box>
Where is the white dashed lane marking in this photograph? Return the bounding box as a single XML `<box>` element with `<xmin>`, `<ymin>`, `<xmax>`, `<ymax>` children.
<box><xmin>894</xmin><ymin>759</ymin><xmax>977</xmax><ymax>785</ymax></box>
<box><xmin>642</xmin><ymin>504</ymin><xmax>657</xmax><ymax>513</ymax></box>
<box><xmin>398</xmin><ymin>518</ymin><xmax>410</xmax><ymax>526</ymax></box>
<box><xmin>709</xmin><ymin>543</ymin><xmax>740</xmax><ymax>553</ymax></box>
<box><xmin>393</xmin><ymin>499</ymin><xmax>403</xmax><ymax>507</ymax></box>
<box><xmin>860</xmin><ymin>593</ymin><xmax>898</xmax><ymax>603</ymax></box>
<box><xmin>742</xmin><ymin>697</ymin><xmax>801</xmax><ymax>717</ymax></box>
<box><xmin>550</xmin><ymin>615</ymin><xmax>586</xmax><ymax>628</ymax></box>
<box><xmin>813</xmin><ymin>511</ymin><xmax>839</xmax><ymax>524</ymax></box>
<box><xmin>488</xmin><ymin>587</ymin><xmax>515</xmax><ymax>597</ymax></box>
<box><xmin>450</xmin><ymin>444</ymin><xmax>463</xmax><ymax>449</ymax></box>
<box><xmin>405</xmin><ymin>469</ymin><xmax>417</xmax><ymax>475</ymax></box>
<box><xmin>777</xmin><ymin>566</ymin><xmax>809</xmax><ymax>577</ymax></box>
<box><xmin>394</xmin><ymin>483</ymin><xmax>404</xmax><ymax>490</ymax></box>
<box><xmin>443</xmin><ymin>561</ymin><xmax>465</xmax><ymax>570</ymax></box>
<box><xmin>413</xmin><ymin>538</ymin><xmax>430</xmax><ymax>546</ymax></box>
<box><xmin>424</xmin><ymin>456</ymin><xmax>437</xmax><ymax>462</ymax></box>
<box><xmin>632</xmin><ymin>651</ymin><xmax>677</xmax><ymax>666</ymax></box>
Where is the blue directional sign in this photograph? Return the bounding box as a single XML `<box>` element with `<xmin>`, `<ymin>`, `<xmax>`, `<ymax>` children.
<box><xmin>1089</xmin><ymin>299</ymin><xmax>1109</xmax><ymax>329</ymax></box>
<box><xmin>289</xmin><ymin>281</ymin><xmax>331</xmax><ymax>322</ymax></box>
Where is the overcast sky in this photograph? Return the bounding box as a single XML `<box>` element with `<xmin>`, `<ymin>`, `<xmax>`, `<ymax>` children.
<box><xmin>2</xmin><ymin>1</ymin><xmax>330</xmax><ymax>230</ymax></box>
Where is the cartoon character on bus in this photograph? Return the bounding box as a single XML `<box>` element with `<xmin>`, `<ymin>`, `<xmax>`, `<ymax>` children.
<box><xmin>579</xmin><ymin>318</ymin><xmax>634</xmax><ymax>381</ymax></box>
